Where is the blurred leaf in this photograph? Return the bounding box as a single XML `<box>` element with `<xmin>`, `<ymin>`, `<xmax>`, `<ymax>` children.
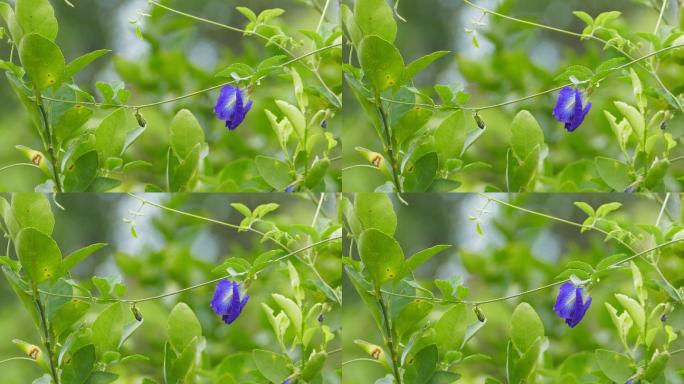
<box><xmin>358</xmin><ymin>228</ymin><xmax>405</xmax><ymax>286</ymax></box>
<box><xmin>19</xmin><ymin>33</ymin><xmax>64</xmax><ymax>90</ymax></box>
<box><xmin>167</xmin><ymin>302</ymin><xmax>202</xmax><ymax>354</ymax></box>
<box><xmin>253</xmin><ymin>349</ymin><xmax>291</xmax><ymax>383</ymax></box>
<box><xmin>354</xmin><ymin>0</ymin><xmax>397</xmax><ymax>42</ymax></box>
<box><xmin>359</xmin><ymin>35</ymin><xmax>404</xmax><ymax>93</ymax></box>
<box><xmin>510</xmin><ymin>302</ymin><xmax>544</xmax><ymax>354</ymax></box>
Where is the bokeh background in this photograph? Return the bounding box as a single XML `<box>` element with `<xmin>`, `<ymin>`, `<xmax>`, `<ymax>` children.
<box><xmin>0</xmin><ymin>0</ymin><xmax>341</xmax><ymax>191</ymax></box>
<box><xmin>343</xmin><ymin>0</ymin><xmax>684</xmax><ymax>192</ymax></box>
<box><xmin>0</xmin><ymin>193</ymin><xmax>341</xmax><ymax>383</ymax></box>
<box><xmin>343</xmin><ymin>193</ymin><xmax>684</xmax><ymax>382</ymax></box>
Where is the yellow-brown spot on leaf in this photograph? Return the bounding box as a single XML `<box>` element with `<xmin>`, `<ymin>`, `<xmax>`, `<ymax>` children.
<box><xmin>372</xmin><ymin>155</ymin><xmax>382</xmax><ymax>168</ymax></box>
<box><xmin>28</xmin><ymin>347</ymin><xmax>40</xmax><ymax>360</ymax></box>
<box><xmin>371</xmin><ymin>348</ymin><xmax>381</xmax><ymax>360</ymax></box>
<box><xmin>31</xmin><ymin>154</ymin><xmax>43</xmax><ymax>166</ymax></box>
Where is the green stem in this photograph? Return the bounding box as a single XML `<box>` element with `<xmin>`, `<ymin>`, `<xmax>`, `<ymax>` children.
<box><xmin>376</xmin><ymin>289</ymin><xmax>402</xmax><ymax>384</ymax></box>
<box><xmin>33</xmin><ymin>287</ymin><xmax>59</xmax><ymax>384</ymax></box>
<box><xmin>0</xmin><ymin>357</ymin><xmax>36</xmax><ymax>366</ymax></box>
<box><xmin>377</xmin><ymin>102</ymin><xmax>403</xmax><ymax>193</ymax></box>
<box><xmin>0</xmin><ymin>163</ymin><xmax>41</xmax><ymax>174</ymax></box>
<box><xmin>37</xmin><ymin>102</ymin><xmax>63</xmax><ymax>192</ymax></box>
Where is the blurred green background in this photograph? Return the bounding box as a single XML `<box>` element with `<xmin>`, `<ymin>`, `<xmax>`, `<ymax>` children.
<box><xmin>0</xmin><ymin>0</ymin><xmax>341</xmax><ymax>192</ymax></box>
<box><xmin>343</xmin><ymin>193</ymin><xmax>684</xmax><ymax>383</ymax></box>
<box><xmin>343</xmin><ymin>0</ymin><xmax>684</xmax><ymax>192</ymax></box>
<box><xmin>0</xmin><ymin>193</ymin><xmax>341</xmax><ymax>383</ymax></box>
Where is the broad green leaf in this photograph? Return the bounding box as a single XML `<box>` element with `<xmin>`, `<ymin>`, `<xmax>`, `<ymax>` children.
<box><xmin>301</xmin><ymin>351</ymin><xmax>327</xmax><ymax>381</ymax></box>
<box><xmin>52</xmin><ymin>299</ymin><xmax>89</xmax><ymax>338</ymax></box>
<box><xmin>94</xmin><ymin>109</ymin><xmax>128</xmax><ymax>161</ymax></box>
<box><xmin>171</xmin><ymin>337</ymin><xmax>198</xmax><ymax>381</ymax></box>
<box><xmin>359</xmin><ymin>35</ymin><xmax>404</xmax><ymax>93</ymax></box>
<box><xmin>510</xmin><ymin>110</ymin><xmax>544</xmax><ymax>163</ymax></box>
<box><xmin>513</xmin><ymin>338</ymin><xmax>542</xmax><ymax>383</ymax></box>
<box><xmin>62</xmin><ymin>243</ymin><xmax>107</xmax><ymax>272</ymax></box>
<box><xmin>511</xmin><ymin>146</ymin><xmax>540</xmax><ymax>192</ymax></box>
<box><xmin>394</xmin><ymin>299</ymin><xmax>433</xmax><ymax>338</ymax></box>
<box><xmin>595</xmin><ymin>157</ymin><xmax>631</xmax><ymax>191</ymax></box>
<box><xmin>65</xmin><ymin>49</ymin><xmax>110</xmax><ymax>79</ymax></box>
<box><xmin>510</xmin><ymin>302</ymin><xmax>544</xmax><ymax>354</ymax></box>
<box><xmin>19</xmin><ymin>33</ymin><xmax>65</xmax><ymax>90</ymax></box>
<box><xmin>16</xmin><ymin>0</ymin><xmax>58</xmax><ymax>41</ymax></box>
<box><xmin>275</xmin><ymin>100</ymin><xmax>306</xmax><ymax>139</ymax></box>
<box><xmin>358</xmin><ymin>228</ymin><xmax>405</xmax><ymax>286</ymax></box>
<box><xmin>255</xmin><ymin>155</ymin><xmax>293</xmax><ymax>191</ymax></box>
<box><xmin>394</xmin><ymin>106</ymin><xmax>432</xmax><ymax>147</ymax></box>
<box><xmin>304</xmin><ymin>158</ymin><xmax>329</xmax><ymax>189</ymax></box>
<box><xmin>253</xmin><ymin>349</ymin><xmax>291</xmax><ymax>383</ymax></box>
<box><xmin>403</xmin><ymin>152</ymin><xmax>438</xmax><ymax>192</ymax></box>
<box><xmin>92</xmin><ymin>303</ymin><xmax>124</xmax><ymax>356</ymax></box>
<box><xmin>435</xmin><ymin>304</ymin><xmax>468</xmax><ymax>355</ymax></box>
<box><xmin>434</xmin><ymin>111</ymin><xmax>466</xmax><ymax>168</ymax></box>
<box><xmin>169</xmin><ymin>144</ymin><xmax>201</xmax><ymax>192</ymax></box>
<box><xmin>0</xmin><ymin>2</ymin><xmax>23</xmax><ymax>42</ymax></box>
<box><xmin>84</xmin><ymin>372</ymin><xmax>118</xmax><ymax>384</ymax></box>
<box><xmin>170</xmin><ymin>109</ymin><xmax>205</xmax><ymax>160</ymax></box>
<box><xmin>63</xmin><ymin>150</ymin><xmax>98</xmax><ymax>192</ymax></box>
<box><xmin>643</xmin><ymin>351</ymin><xmax>669</xmax><ymax>381</ymax></box>
<box><xmin>595</xmin><ymin>349</ymin><xmax>633</xmax><ymax>382</ymax></box>
<box><xmin>354</xmin><ymin>193</ymin><xmax>397</xmax><ymax>236</ymax></box>
<box><xmin>427</xmin><ymin>372</ymin><xmax>462</xmax><ymax>384</ymax></box>
<box><xmin>11</xmin><ymin>193</ymin><xmax>54</xmax><ymax>237</ymax></box>
<box><xmin>354</xmin><ymin>0</ymin><xmax>397</xmax><ymax>42</ymax></box>
<box><xmin>15</xmin><ymin>228</ymin><xmax>62</xmax><ymax>284</ymax></box>
<box><xmin>61</xmin><ymin>344</ymin><xmax>95</xmax><ymax>384</ymax></box>
<box><xmin>54</xmin><ymin>105</ymin><xmax>94</xmax><ymax>144</ymax></box>
<box><xmin>167</xmin><ymin>302</ymin><xmax>202</xmax><ymax>354</ymax></box>
<box><xmin>403</xmin><ymin>245</ymin><xmax>451</xmax><ymax>277</ymax></box>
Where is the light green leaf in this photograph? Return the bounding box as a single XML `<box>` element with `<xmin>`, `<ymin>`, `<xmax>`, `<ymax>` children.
<box><xmin>403</xmin><ymin>245</ymin><xmax>451</xmax><ymax>277</ymax></box>
<box><xmin>358</xmin><ymin>228</ymin><xmax>405</xmax><ymax>286</ymax></box>
<box><xmin>16</xmin><ymin>0</ymin><xmax>58</xmax><ymax>41</ymax></box>
<box><xmin>94</xmin><ymin>109</ymin><xmax>128</xmax><ymax>161</ymax></box>
<box><xmin>434</xmin><ymin>111</ymin><xmax>466</xmax><ymax>168</ymax></box>
<box><xmin>271</xmin><ymin>294</ymin><xmax>302</xmax><ymax>334</ymax></box>
<box><xmin>65</xmin><ymin>49</ymin><xmax>110</xmax><ymax>79</ymax></box>
<box><xmin>92</xmin><ymin>302</ymin><xmax>124</xmax><ymax>356</ymax></box>
<box><xmin>354</xmin><ymin>193</ymin><xmax>397</xmax><ymax>236</ymax></box>
<box><xmin>595</xmin><ymin>157</ymin><xmax>631</xmax><ymax>191</ymax></box>
<box><xmin>595</xmin><ymin>349</ymin><xmax>633</xmax><ymax>382</ymax></box>
<box><xmin>255</xmin><ymin>155</ymin><xmax>293</xmax><ymax>191</ymax></box>
<box><xmin>359</xmin><ymin>35</ymin><xmax>404</xmax><ymax>93</ymax></box>
<box><xmin>11</xmin><ymin>193</ymin><xmax>54</xmax><ymax>237</ymax></box>
<box><xmin>170</xmin><ymin>109</ymin><xmax>206</xmax><ymax>160</ymax></box>
<box><xmin>401</xmin><ymin>51</ymin><xmax>450</xmax><ymax>85</ymax></box>
<box><xmin>614</xmin><ymin>101</ymin><xmax>644</xmax><ymax>140</ymax></box>
<box><xmin>510</xmin><ymin>110</ymin><xmax>544</xmax><ymax>163</ymax></box>
<box><xmin>62</xmin><ymin>243</ymin><xmax>107</xmax><ymax>272</ymax></box>
<box><xmin>167</xmin><ymin>302</ymin><xmax>202</xmax><ymax>354</ymax></box>
<box><xmin>15</xmin><ymin>227</ymin><xmax>62</xmax><ymax>284</ymax></box>
<box><xmin>510</xmin><ymin>302</ymin><xmax>544</xmax><ymax>354</ymax></box>
<box><xmin>403</xmin><ymin>152</ymin><xmax>438</xmax><ymax>192</ymax></box>
<box><xmin>615</xmin><ymin>294</ymin><xmax>645</xmax><ymax>333</ymax></box>
<box><xmin>253</xmin><ymin>349</ymin><xmax>291</xmax><ymax>383</ymax></box>
<box><xmin>354</xmin><ymin>0</ymin><xmax>397</xmax><ymax>42</ymax></box>
<box><xmin>435</xmin><ymin>304</ymin><xmax>468</xmax><ymax>355</ymax></box>
<box><xmin>275</xmin><ymin>100</ymin><xmax>306</xmax><ymax>139</ymax></box>
<box><xmin>19</xmin><ymin>33</ymin><xmax>65</xmax><ymax>90</ymax></box>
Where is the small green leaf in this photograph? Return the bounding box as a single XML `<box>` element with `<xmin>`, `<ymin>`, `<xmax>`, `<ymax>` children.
<box><xmin>435</xmin><ymin>304</ymin><xmax>468</xmax><ymax>355</ymax></box>
<box><xmin>63</xmin><ymin>150</ymin><xmax>98</xmax><ymax>192</ymax></box>
<box><xmin>15</xmin><ymin>228</ymin><xmax>62</xmax><ymax>284</ymax></box>
<box><xmin>170</xmin><ymin>109</ymin><xmax>205</xmax><ymax>160</ymax></box>
<box><xmin>510</xmin><ymin>302</ymin><xmax>544</xmax><ymax>354</ymax></box>
<box><xmin>94</xmin><ymin>109</ymin><xmax>128</xmax><ymax>161</ymax></box>
<box><xmin>167</xmin><ymin>302</ymin><xmax>202</xmax><ymax>354</ymax></box>
<box><xmin>271</xmin><ymin>294</ymin><xmax>302</xmax><ymax>334</ymax></box>
<box><xmin>595</xmin><ymin>157</ymin><xmax>631</xmax><ymax>191</ymax></box>
<box><xmin>16</xmin><ymin>0</ymin><xmax>58</xmax><ymax>41</ymax></box>
<box><xmin>434</xmin><ymin>111</ymin><xmax>466</xmax><ymax>169</ymax></box>
<box><xmin>403</xmin><ymin>245</ymin><xmax>451</xmax><ymax>277</ymax></box>
<box><xmin>61</xmin><ymin>344</ymin><xmax>95</xmax><ymax>384</ymax></box>
<box><xmin>65</xmin><ymin>49</ymin><xmax>110</xmax><ymax>79</ymax></box>
<box><xmin>354</xmin><ymin>193</ymin><xmax>397</xmax><ymax>236</ymax></box>
<box><xmin>255</xmin><ymin>155</ymin><xmax>293</xmax><ymax>191</ymax></box>
<box><xmin>401</xmin><ymin>51</ymin><xmax>450</xmax><ymax>85</ymax></box>
<box><xmin>359</xmin><ymin>35</ymin><xmax>404</xmax><ymax>93</ymax></box>
<box><xmin>615</xmin><ymin>294</ymin><xmax>645</xmax><ymax>333</ymax></box>
<box><xmin>19</xmin><ymin>33</ymin><xmax>65</xmax><ymax>90</ymax></box>
<box><xmin>614</xmin><ymin>101</ymin><xmax>644</xmax><ymax>140</ymax></box>
<box><xmin>404</xmin><ymin>344</ymin><xmax>438</xmax><ymax>384</ymax></box>
<box><xmin>358</xmin><ymin>228</ymin><xmax>405</xmax><ymax>286</ymax></box>
<box><xmin>62</xmin><ymin>243</ymin><xmax>107</xmax><ymax>272</ymax></box>
<box><xmin>403</xmin><ymin>152</ymin><xmax>438</xmax><ymax>192</ymax></box>
<box><xmin>92</xmin><ymin>303</ymin><xmax>124</xmax><ymax>356</ymax></box>
<box><xmin>253</xmin><ymin>349</ymin><xmax>291</xmax><ymax>383</ymax></box>
<box><xmin>10</xmin><ymin>193</ymin><xmax>54</xmax><ymax>237</ymax></box>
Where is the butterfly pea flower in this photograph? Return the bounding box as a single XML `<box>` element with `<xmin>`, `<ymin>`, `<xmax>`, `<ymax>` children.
<box><xmin>553</xmin><ymin>282</ymin><xmax>592</xmax><ymax>328</ymax></box>
<box><xmin>211</xmin><ymin>279</ymin><xmax>249</xmax><ymax>324</ymax></box>
<box><xmin>553</xmin><ymin>87</ymin><xmax>592</xmax><ymax>132</ymax></box>
<box><xmin>214</xmin><ymin>85</ymin><xmax>253</xmax><ymax>131</ymax></box>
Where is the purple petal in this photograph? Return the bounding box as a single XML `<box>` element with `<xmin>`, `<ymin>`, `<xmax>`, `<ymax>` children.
<box><xmin>210</xmin><ymin>280</ymin><xmax>233</xmax><ymax>315</ymax></box>
<box><xmin>221</xmin><ymin>282</ymin><xmax>243</xmax><ymax>324</ymax></box>
<box><xmin>214</xmin><ymin>85</ymin><xmax>238</xmax><ymax>121</ymax></box>
<box><xmin>553</xmin><ymin>282</ymin><xmax>577</xmax><ymax>319</ymax></box>
<box><xmin>553</xmin><ymin>87</ymin><xmax>577</xmax><ymax>123</ymax></box>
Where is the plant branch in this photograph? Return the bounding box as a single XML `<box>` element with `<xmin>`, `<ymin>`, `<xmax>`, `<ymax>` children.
<box><xmin>376</xmin><ymin>290</ymin><xmax>402</xmax><ymax>384</ymax></box>
<box><xmin>33</xmin><ymin>287</ymin><xmax>59</xmax><ymax>384</ymax></box>
<box><xmin>377</xmin><ymin>103</ymin><xmax>403</xmax><ymax>193</ymax></box>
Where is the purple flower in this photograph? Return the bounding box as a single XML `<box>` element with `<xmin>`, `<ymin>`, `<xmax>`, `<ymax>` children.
<box><xmin>553</xmin><ymin>282</ymin><xmax>592</xmax><ymax>328</ymax></box>
<box><xmin>214</xmin><ymin>85</ymin><xmax>253</xmax><ymax>130</ymax></box>
<box><xmin>553</xmin><ymin>87</ymin><xmax>592</xmax><ymax>132</ymax></box>
<box><xmin>211</xmin><ymin>280</ymin><xmax>249</xmax><ymax>324</ymax></box>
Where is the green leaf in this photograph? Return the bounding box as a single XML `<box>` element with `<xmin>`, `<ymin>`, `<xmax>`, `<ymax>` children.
<box><xmin>18</xmin><ymin>33</ymin><xmax>65</xmax><ymax>90</ymax></box>
<box><xmin>304</xmin><ymin>158</ymin><xmax>330</xmax><ymax>189</ymax></box>
<box><xmin>510</xmin><ymin>302</ymin><xmax>544</xmax><ymax>354</ymax></box>
<box><xmin>401</xmin><ymin>51</ymin><xmax>450</xmax><ymax>85</ymax></box>
<box><xmin>403</xmin><ymin>152</ymin><xmax>438</xmax><ymax>192</ymax></box>
<box><xmin>92</xmin><ymin>303</ymin><xmax>124</xmax><ymax>356</ymax></box>
<box><xmin>255</xmin><ymin>155</ymin><xmax>293</xmax><ymax>191</ymax></box>
<box><xmin>167</xmin><ymin>302</ymin><xmax>202</xmax><ymax>354</ymax></box>
<box><xmin>354</xmin><ymin>193</ymin><xmax>397</xmax><ymax>236</ymax></box>
<box><xmin>573</xmin><ymin>11</ymin><xmax>594</xmax><ymax>27</ymax></box>
<box><xmin>62</xmin><ymin>243</ymin><xmax>107</xmax><ymax>272</ymax></box>
<box><xmin>510</xmin><ymin>110</ymin><xmax>544</xmax><ymax>163</ymax></box>
<box><xmin>169</xmin><ymin>144</ymin><xmax>201</xmax><ymax>192</ymax></box>
<box><xmin>358</xmin><ymin>228</ymin><xmax>405</xmax><ymax>286</ymax></box>
<box><xmin>170</xmin><ymin>109</ymin><xmax>206</xmax><ymax>160</ymax></box>
<box><xmin>403</xmin><ymin>245</ymin><xmax>451</xmax><ymax>277</ymax></box>
<box><xmin>65</xmin><ymin>49</ymin><xmax>110</xmax><ymax>79</ymax></box>
<box><xmin>615</xmin><ymin>294</ymin><xmax>645</xmax><ymax>333</ymax></box>
<box><xmin>171</xmin><ymin>337</ymin><xmax>198</xmax><ymax>381</ymax></box>
<box><xmin>15</xmin><ymin>228</ymin><xmax>62</xmax><ymax>284</ymax></box>
<box><xmin>404</xmin><ymin>344</ymin><xmax>438</xmax><ymax>384</ymax></box>
<box><xmin>253</xmin><ymin>349</ymin><xmax>291</xmax><ymax>383</ymax></box>
<box><xmin>359</xmin><ymin>35</ymin><xmax>404</xmax><ymax>93</ymax></box>
<box><xmin>63</xmin><ymin>150</ymin><xmax>98</xmax><ymax>192</ymax></box>
<box><xmin>511</xmin><ymin>146</ymin><xmax>540</xmax><ymax>192</ymax></box>
<box><xmin>52</xmin><ymin>299</ymin><xmax>89</xmax><ymax>337</ymax></box>
<box><xmin>61</xmin><ymin>344</ymin><xmax>95</xmax><ymax>384</ymax></box>
<box><xmin>614</xmin><ymin>101</ymin><xmax>644</xmax><ymax>140</ymax></box>
<box><xmin>235</xmin><ymin>6</ymin><xmax>257</xmax><ymax>22</ymax></box>
<box><xmin>301</xmin><ymin>350</ymin><xmax>327</xmax><ymax>381</ymax></box>
<box><xmin>84</xmin><ymin>372</ymin><xmax>118</xmax><ymax>384</ymax></box>
<box><xmin>275</xmin><ymin>100</ymin><xmax>306</xmax><ymax>139</ymax></box>
<box><xmin>94</xmin><ymin>109</ymin><xmax>128</xmax><ymax>161</ymax></box>
<box><xmin>434</xmin><ymin>111</ymin><xmax>466</xmax><ymax>168</ymax></box>
<box><xmin>354</xmin><ymin>0</ymin><xmax>397</xmax><ymax>42</ymax></box>
<box><xmin>394</xmin><ymin>299</ymin><xmax>433</xmax><ymax>339</ymax></box>
<box><xmin>595</xmin><ymin>157</ymin><xmax>631</xmax><ymax>191</ymax></box>
<box><xmin>11</xmin><ymin>193</ymin><xmax>54</xmax><ymax>237</ymax></box>
<box><xmin>271</xmin><ymin>294</ymin><xmax>302</xmax><ymax>334</ymax></box>
<box><xmin>435</xmin><ymin>304</ymin><xmax>468</xmax><ymax>355</ymax></box>
<box><xmin>513</xmin><ymin>338</ymin><xmax>542</xmax><ymax>382</ymax></box>
<box><xmin>643</xmin><ymin>351</ymin><xmax>669</xmax><ymax>381</ymax></box>
<box><xmin>595</xmin><ymin>349</ymin><xmax>633</xmax><ymax>382</ymax></box>
<box><xmin>16</xmin><ymin>0</ymin><xmax>58</xmax><ymax>41</ymax></box>
<box><xmin>0</xmin><ymin>2</ymin><xmax>23</xmax><ymax>42</ymax></box>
